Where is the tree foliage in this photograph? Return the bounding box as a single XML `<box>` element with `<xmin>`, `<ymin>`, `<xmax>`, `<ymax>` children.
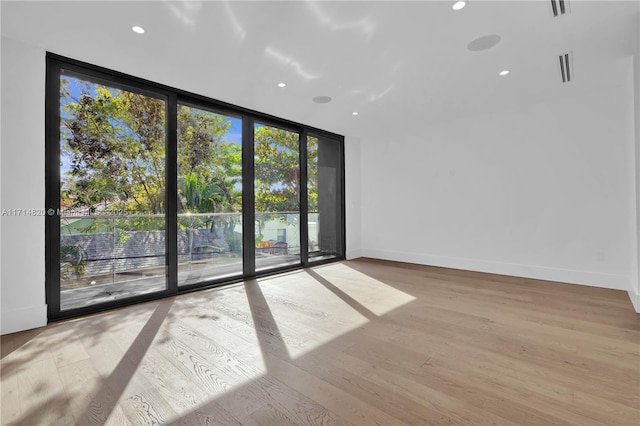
<box><xmin>176</xmin><ymin>105</ymin><xmax>241</xmax><ymax>214</ymax></box>
<box><xmin>254</xmin><ymin>126</ymin><xmax>301</xmax><ymax>213</ymax></box>
<box><xmin>307</xmin><ymin>137</ymin><xmax>319</xmax><ymax>212</ymax></box>
<box><xmin>62</xmin><ymin>81</ymin><xmax>165</xmax><ymax>214</ymax></box>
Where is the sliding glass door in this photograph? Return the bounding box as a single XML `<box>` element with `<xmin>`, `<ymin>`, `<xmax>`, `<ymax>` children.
<box><xmin>57</xmin><ymin>72</ymin><xmax>168</xmax><ymax>311</ymax></box>
<box><xmin>177</xmin><ymin>105</ymin><xmax>243</xmax><ymax>286</ymax></box>
<box><xmin>254</xmin><ymin>123</ymin><xmax>301</xmax><ymax>271</ymax></box>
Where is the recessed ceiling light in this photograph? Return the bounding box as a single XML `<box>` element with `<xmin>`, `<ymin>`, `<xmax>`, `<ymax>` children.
<box><xmin>352</xmin><ymin>112</ymin><xmax>359</xmax><ymax>116</ymax></box>
<box><xmin>277</xmin><ymin>82</ymin><xmax>286</xmax><ymax>88</ymax></box>
<box><xmin>132</xmin><ymin>26</ymin><xmax>145</xmax><ymax>34</ymax></box>
<box><xmin>499</xmin><ymin>70</ymin><xmax>510</xmax><ymax>76</ymax></box>
<box><xmin>452</xmin><ymin>1</ymin><xmax>467</xmax><ymax>11</ymax></box>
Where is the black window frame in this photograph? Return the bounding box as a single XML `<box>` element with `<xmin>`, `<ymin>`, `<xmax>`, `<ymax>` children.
<box><xmin>306</xmin><ymin>131</ymin><xmax>345</xmax><ymax>260</ymax></box>
<box><xmin>45</xmin><ymin>52</ymin><xmax>345</xmax><ymax>321</ymax></box>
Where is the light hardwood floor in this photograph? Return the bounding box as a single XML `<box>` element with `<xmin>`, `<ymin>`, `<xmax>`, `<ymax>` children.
<box><xmin>2</xmin><ymin>258</ymin><xmax>639</xmax><ymax>425</ymax></box>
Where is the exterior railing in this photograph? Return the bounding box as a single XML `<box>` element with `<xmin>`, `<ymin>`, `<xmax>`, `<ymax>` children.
<box><xmin>59</xmin><ymin>211</ymin><xmax>311</xmax><ymax>288</ymax></box>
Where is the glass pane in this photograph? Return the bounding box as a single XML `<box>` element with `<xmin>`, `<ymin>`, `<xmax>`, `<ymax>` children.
<box><xmin>308</xmin><ymin>134</ymin><xmax>343</xmax><ymax>260</ymax></box>
<box><xmin>177</xmin><ymin>105</ymin><xmax>243</xmax><ymax>285</ymax></box>
<box><xmin>254</xmin><ymin>123</ymin><xmax>301</xmax><ymax>270</ymax></box>
<box><xmin>59</xmin><ymin>75</ymin><xmax>167</xmax><ymax>310</ymax></box>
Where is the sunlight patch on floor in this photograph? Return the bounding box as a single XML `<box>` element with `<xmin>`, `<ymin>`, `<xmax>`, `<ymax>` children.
<box><xmin>311</xmin><ymin>262</ymin><xmax>417</xmax><ymax>316</ymax></box>
<box><xmin>253</xmin><ymin>264</ymin><xmax>416</xmax><ymax>360</ymax></box>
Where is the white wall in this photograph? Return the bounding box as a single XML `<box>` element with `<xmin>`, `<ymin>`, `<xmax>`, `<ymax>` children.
<box><xmin>361</xmin><ymin>74</ymin><xmax>637</xmax><ymax>292</ymax></box>
<box><xmin>1</xmin><ymin>37</ymin><xmax>48</xmax><ymax>334</ymax></box>
<box><xmin>631</xmin><ymin>53</ymin><xmax>640</xmax><ymax>312</ymax></box>
<box><xmin>345</xmin><ymin>135</ymin><xmax>362</xmax><ymax>259</ymax></box>
<box><xmin>0</xmin><ymin>9</ymin><xmax>3</xmax><ymax>337</ymax></box>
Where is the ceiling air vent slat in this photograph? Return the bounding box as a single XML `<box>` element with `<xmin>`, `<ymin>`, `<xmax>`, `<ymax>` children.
<box><xmin>559</xmin><ymin>0</ymin><xmax>566</xmax><ymax>14</ymax></box>
<box><xmin>550</xmin><ymin>0</ymin><xmax>569</xmax><ymax>17</ymax></box>
<box><xmin>559</xmin><ymin>52</ymin><xmax>573</xmax><ymax>83</ymax></box>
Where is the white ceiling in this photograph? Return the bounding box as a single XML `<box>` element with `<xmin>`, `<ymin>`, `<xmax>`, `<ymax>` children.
<box><xmin>2</xmin><ymin>0</ymin><xmax>639</xmax><ymax>139</ymax></box>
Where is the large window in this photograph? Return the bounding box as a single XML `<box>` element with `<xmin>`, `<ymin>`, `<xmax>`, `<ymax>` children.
<box><xmin>57</xmin><ymin>72</ymin><xmax>168</xmax><ymax>311</ymax></box>
<box><xmin>45</xmin><ymin>54</ymin><xmax>345</xmax><ymax>320</ymax></box>
<box><xmin>177</xmin><ymin>105</ymin><xmax>243</xmax><ymax>286</ymax></box>
<box><xmin>307</xmin><ymin>134</ymin><xmax>344</xmax><ymax>261</ymax></box>
<box><xmin>254</xmin><ymin>123</ymin><xmax>300</xmax><ymax>271</ymax></box>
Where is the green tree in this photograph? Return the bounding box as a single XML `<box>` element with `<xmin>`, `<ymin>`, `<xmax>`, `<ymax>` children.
<box><xmin>254</xmin><ymin>126</ymin><xmax>300</xmax><ymax>213</ymax></box>
<box><xmin>177</xmin><ymin>105</ymin><xmax>242</xmax><ymax>213</ymax></box>
<box><xmin>62</xmin><ymin>81</ymin><xmax>165</xmax><ymax>214</ymax></box>
<box><xmin>306</xmin><ymin>136</ymin><xmax>319</xmax><ymax>213</ymax></box>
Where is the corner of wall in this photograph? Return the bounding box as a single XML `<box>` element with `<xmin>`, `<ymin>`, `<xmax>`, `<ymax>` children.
<box><xmin>346</xmin><ymin>250</ymin><xmax>363</xmax><ymax>260</ymax></box>
<box><xmin>345</xmin><ymin>135</ymin><xmax>362</xmax><ymax>260</ymax></box>
<box><xmin>0</xmin><ymin>35</ymin><xmax>4</xmax><ymax>336</ymax></box>
<box><xmin>629</xmin><ymin>290</ymin><xmax>640</xmax><ymax>313</ymax></box>
<box><xmin>1</xmin><ymin>305</ymin><xmax>48</xmax><ymax>335</ymax></box>
<box><xmin>1</xmin><ymin>36</ymin><xmax>48</xmax><ymax>335</ymax></box>
<box><xmin>632</xmin><ymin>53</ymin><xmax>640</xmax><ymax>313</ymax></box>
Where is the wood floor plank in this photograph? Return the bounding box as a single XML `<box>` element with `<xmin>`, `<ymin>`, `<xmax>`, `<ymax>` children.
<box><xmin>82</xmin><ymin>313</ymin><xmax>182</xmax><ymax>425</ymax></box>
<box><xmin>342</xmin><ymin>331</ymin><xmax>626</xmax><ymax>425</ymax></box>
<box><xmin>239</xmin><ymin>404</ymin><xmax>299</xmax><ymax>426</ymax></box>
<box><xmin>0</xmin><ymin>334</ymin><xmax>15</xmax><ymax>359</ymax></box>
<box><xmin>154</xmin><ymin>327</ymin><xmax>267</xmax><ymax>420</ymax></box>
<box><xmin>57</xmin><ymin>359</ymin><xmax>131</xmax><ymax>426</ymax></box>
<box><xmin>160</xmin><ymin>318</ymin><xmax>345</xmax><ymax>425</ymax></box>
<box><xmin>252</xmin><ymin>350</ymin><xmax>411</xmax><ymax>426</ymax></box>
<box><xmin>0</xmin><ymin>361</ymin><xmax>21</xmax><ymax>424</ymax></box>
<box><xmin>166</xmin><ymin>406</ymin><xmax>242</xmax><ymax>426</ymax></box>
<box><xmin>13</xmin><ymin>357</ymin><xmax>76</xmax><ymax>426</ymax></box>
<box><xmin>51</xmin><ymin>340</ymin><xmax>91</xmax><ymax>369</ymax></box>
<box><xmin>125</xmin><ymin>390</ymin><xmax>175</xmax><ymax>426</ymax></box>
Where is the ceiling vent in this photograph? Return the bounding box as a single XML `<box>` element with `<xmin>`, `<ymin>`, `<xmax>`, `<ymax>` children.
<box><xmin>550</xmin><ymin>0</ymin><xmax>569</xmax><ymax>17</ymax></box>
<box><xmin>558</xmin><ymin>52</ymin><xmax>573</xmax><ymax>83</ymax></box>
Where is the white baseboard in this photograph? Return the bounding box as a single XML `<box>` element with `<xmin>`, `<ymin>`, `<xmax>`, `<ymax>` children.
<box><xmin>1</xmin><ymin>304</ymin><xmax>47</xmax><ymax>335</ymax></box>
<box><xmin>629</xmin><ymin>290</ymin><xmax>640</xmax><ymax>313</ymax></box>
<box><xmin>361</xmin><ymin>249</ymin><xmax>629</xmax><ymax>291</ymax></box>
<box><xmin>346</xmin><ymin>249</ymin><xmax>363</xmax><ymax>260</ymax></box>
